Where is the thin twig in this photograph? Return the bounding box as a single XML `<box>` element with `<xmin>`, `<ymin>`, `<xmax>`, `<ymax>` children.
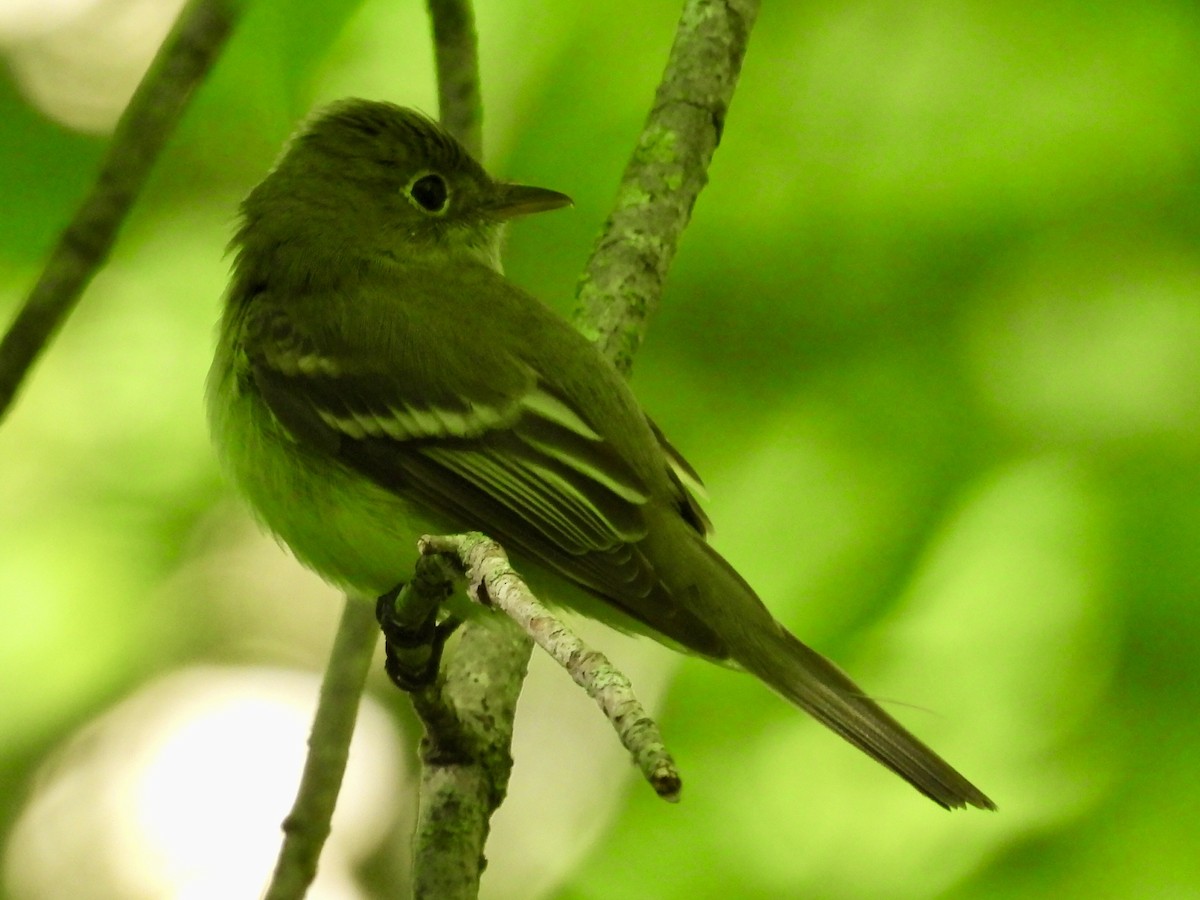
<box><xmin>264</xmin><ymin>597</ymin><xmax>379</xmax><ymax>900</ymax></box>
<box><xmin>573</xmin><ymin>0</ymin><xmax>761</xmax><ymax>374</ymax></box>
<box><xmin>0</xmin><ymin>0</ymin><xmax>242</xmax><ymax>423</ymax></box>
<box><xmin>423</xmin><ymin>534</ymin><xmax>682</xmax><ymax>800</ymax></box>
<box><xmin>426</xmin><ymin>0</ymin><xmax>482</xmax><ymax>158</ymax></box>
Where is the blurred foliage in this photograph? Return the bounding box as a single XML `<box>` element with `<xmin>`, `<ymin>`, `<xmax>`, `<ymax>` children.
<box><xmin>2</xmin><ymin>0</ymin><xmax>1200</xmax><ymax>897</ymax></box>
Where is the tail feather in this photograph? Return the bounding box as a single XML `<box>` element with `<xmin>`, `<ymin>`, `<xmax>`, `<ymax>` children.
<box><xmin>642</xmin><ymin>513</ymin><xmax>995</xmax><ymax>810</ymax></box>
<box><xmin>737</xmin><ymin>624</ymin><xmax>996</xmax><ymax>810</ymax></box>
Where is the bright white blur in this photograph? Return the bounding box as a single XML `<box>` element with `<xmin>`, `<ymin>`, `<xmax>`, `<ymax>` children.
<box><xmin>3</xmin><ymin>666</ymin><xmax>406</xmax><ymax>899</ymax></box>
<box><xmin>0</xmin><ymin>0</ymin><xmax>185</xmax><ymax>133</ymax></box>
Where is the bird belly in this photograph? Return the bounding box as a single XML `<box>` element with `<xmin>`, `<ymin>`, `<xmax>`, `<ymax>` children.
<box><xmin>207</xmin><ymin>359</ymin><xmax>441</xmax><ymax>597</ymax></box>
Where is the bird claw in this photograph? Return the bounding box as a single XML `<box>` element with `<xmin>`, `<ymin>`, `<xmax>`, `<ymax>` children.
<box><xmin>376</xmin><ymin>586</ymin><xmax>462</xmax><ymax>690</ymax></box>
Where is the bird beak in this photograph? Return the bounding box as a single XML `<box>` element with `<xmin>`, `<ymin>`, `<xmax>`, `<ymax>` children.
<box><xmin>487</xmin><ymin>183</ymin><xmax>573</xmax><ymax>219</ymax></box>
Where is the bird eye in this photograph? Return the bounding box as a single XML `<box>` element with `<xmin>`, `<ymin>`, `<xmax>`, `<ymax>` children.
<box><xmin>407</xmin><ymin>173</ymin><xmax>449</xmax><ymax>214</ymax></box>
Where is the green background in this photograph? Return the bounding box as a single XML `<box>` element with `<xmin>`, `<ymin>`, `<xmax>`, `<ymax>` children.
<box><xmin>2</xmin><ymin>0</ymin><xmax>1199</xmax><ymax>897</ymax></box>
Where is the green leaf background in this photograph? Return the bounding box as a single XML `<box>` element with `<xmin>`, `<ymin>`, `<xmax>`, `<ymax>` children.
<box><xmin>2</xmin><ymin>0</ymin><xmax>1198</xmax><ymax>896</ymax></box>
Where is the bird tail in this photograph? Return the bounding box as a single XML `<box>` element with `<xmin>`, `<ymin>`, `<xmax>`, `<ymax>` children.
<box><xmin>733</xmin><ymin>611</ymin><xmax>995</xmax><ymax>810</ymax></box>
<box><xmin>644</xmin><ymin>514</ymin><xmax>995</xmax><ymax>810</ymax></box>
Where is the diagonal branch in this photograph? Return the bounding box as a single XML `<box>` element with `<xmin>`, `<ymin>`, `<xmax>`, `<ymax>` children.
<box><xmin>0</xmin><ymin>0</ymin><xmax>243</xmax><ymax>423</ymax></box>
<box><xmin>574</xmin><ymin>0</ymin><xmax>761</xmax><ymax>373</ymax></box>
<box><xmin>422</xmin><ymin>534</ymin><xmax>682</xmax><ymax>801</ymax></box>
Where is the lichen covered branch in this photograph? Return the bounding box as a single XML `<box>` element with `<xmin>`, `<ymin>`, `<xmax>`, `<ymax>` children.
<box><xmin>573</xmin><ymin>0</ymin><xmax>761</xmax><ymax>374</ymax></box>
<box><xmin>423</xmin><ymin>533</ymin><xmax>682</xmax><ymax>801</ymax></box>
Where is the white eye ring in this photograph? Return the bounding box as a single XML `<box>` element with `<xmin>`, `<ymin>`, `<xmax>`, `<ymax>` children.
<box><xmin>405</xmin><ymin>171</ymin><xmax>450</xmax><ymax>215</ymax></box>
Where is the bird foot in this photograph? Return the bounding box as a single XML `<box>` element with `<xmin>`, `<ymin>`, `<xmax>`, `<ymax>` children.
<box><xmin>375</xmin><ymin>586</ymin><xmax>462</xmax><ymax>690</ymax></box>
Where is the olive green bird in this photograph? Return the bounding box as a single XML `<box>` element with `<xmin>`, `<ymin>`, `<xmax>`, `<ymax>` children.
<box><xmin>207</xmin><ymin>99</ymin><xmax>994</xmax><ymax>811</ymax></box>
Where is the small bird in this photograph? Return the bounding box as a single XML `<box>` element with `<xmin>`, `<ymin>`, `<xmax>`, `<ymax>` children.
<box><xmin>207</xmin><ymin>99</ymin><xmax>994</xmax><ymax>810</ymax></box>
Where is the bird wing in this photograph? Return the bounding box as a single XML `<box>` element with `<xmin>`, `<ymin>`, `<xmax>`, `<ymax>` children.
<box><xmin>240</xmin><ymin>294</ymin><xmax>721</xmax><ymax>648</ymax></box>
